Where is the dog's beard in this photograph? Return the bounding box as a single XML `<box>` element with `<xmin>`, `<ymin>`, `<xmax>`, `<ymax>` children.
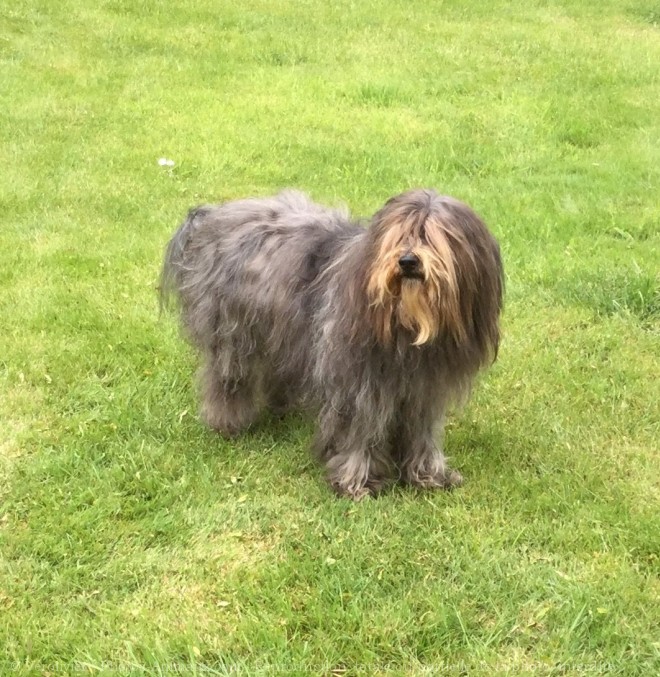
<box><xmin>397</xmin><ymin>277</ymin><xmax>439</xmax><ymax>346</ymax></box>
<box><xmin>368</xmin><ymin>269</ymin><xmax>443</xmax><ymax>347</ymax></box>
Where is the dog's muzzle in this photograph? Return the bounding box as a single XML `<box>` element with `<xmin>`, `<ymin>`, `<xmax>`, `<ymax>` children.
<box><xmin>399</xmin><ymin>253</ymin><xmax>423</xmax><ymax>279</ymax></box>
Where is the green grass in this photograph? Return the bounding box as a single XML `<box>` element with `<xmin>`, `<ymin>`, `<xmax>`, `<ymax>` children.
<box><xmin>1</xmin><ymin>0</ymin><xmax>659</xmax><ymax>674</ymax></box>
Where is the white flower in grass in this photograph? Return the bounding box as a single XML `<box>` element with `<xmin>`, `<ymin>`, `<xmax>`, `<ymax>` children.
<box><xmin>158</xmin><ymin>157</ymin><xmax>175</xmax><ymax>166</ymax></box>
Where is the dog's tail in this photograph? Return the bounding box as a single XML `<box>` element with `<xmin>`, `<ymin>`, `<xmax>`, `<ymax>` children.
<box><xmin>159</xmin><ymin>206</ymin><xmax>208</xmax><ymax>312</ymax></box>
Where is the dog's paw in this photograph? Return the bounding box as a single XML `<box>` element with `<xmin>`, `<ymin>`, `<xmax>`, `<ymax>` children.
<box><xmin>406</xmin><ymin>468</ymin><xmax>464</xmax><ymax>491</ymax></box>
<box><xmin>444</xmin><ymin>469</ymin><xmax>464</xmax><ymax>489</ymax></box>
<box><xmin>346</xmin><ymin>486</ymin><xmax>373</xmax><ymax>502</ymax></box>
<box><xmin>330</xmin><ymin>478</ymin><xmax>386</xmax><ymax>501</ymax></box>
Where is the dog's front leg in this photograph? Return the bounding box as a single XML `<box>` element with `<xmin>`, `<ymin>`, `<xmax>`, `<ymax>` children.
<box><xmin>314</xmin><ymin>405</ymin><xmax>392</xmax><ymax>500</ymax></box>
<box><xmin>394</xmin><ymin>412</ymin><xmax>464</xmax><ymax>490</ymax></box>
<box><xmin>324</xmin><ymin>446</ymin><xmax>391</xmax><ymax>500</ymax></box>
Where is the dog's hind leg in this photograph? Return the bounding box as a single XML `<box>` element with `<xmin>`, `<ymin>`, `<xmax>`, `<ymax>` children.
<box><xmin>199</xmin><ymin>348</ymin><xmax>261</xmax><ymax>437</ymax></box>
<box><xmin>264</xmin><ymin>380</ymin><xmax>296</xmax><ymax>418</ymax></box>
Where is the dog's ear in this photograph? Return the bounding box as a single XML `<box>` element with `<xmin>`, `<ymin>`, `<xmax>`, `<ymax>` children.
<box><xmin>434</xmin><ymin>198</ymin><xmax>503</xmax><ymax>364</ymax></box>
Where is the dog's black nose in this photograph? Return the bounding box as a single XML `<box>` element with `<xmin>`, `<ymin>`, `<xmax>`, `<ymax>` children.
<box><xmin>399</xmin><ymin>253</ymin><xmax>420</xmax><ymax>273</ymax></box>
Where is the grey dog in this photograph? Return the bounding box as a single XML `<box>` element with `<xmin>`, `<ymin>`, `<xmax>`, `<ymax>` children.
<box><xmin>161</xmin><ymin>188</ymin><xmax>503</xmax><ymax>499</ymax></box>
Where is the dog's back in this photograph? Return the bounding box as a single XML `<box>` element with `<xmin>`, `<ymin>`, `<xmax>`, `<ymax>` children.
<box><xmin>161</xmin><ymin>191</ymin><xmax>360</xmax><ymax>390</ymax></box>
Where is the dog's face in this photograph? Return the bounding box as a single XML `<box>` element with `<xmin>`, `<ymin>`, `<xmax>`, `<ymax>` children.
<box><xmin>366</xmin><ymin>190</ymin><xmax>502</xmax><ymax>355</ymax></box>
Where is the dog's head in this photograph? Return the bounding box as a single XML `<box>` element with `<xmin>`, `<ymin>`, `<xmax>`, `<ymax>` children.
<box><xmin>366</xmin><ymin>189</ymin><xmax>503</xmax><ymax>360</ymax></box>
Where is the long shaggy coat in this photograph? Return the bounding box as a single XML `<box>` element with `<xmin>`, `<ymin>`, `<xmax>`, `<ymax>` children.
<box><xmin>161</xmin><ymin>189</ymin><xmax>503</xmax><ymax>499</ymax></box>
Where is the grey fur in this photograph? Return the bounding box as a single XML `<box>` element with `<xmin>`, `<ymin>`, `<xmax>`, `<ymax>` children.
<box><xmin>161</xmin><ymin>189</ymin><xmax>503</xmax><ymax>499</ymax></box>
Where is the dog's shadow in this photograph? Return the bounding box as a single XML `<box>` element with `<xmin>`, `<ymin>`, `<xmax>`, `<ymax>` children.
<box><xmin>446</xmin><ymin>420</ymin><xmax>509</xmax><ymax>462</ymax></box>
<box><xmin>245</xmin><ymin>409</ymin><xmax>313</xmax><ymax>444</ymax></box>
<box><xmin>445</xmin><ymin>416</ymin><xmax>563</xmax><ymax>485</ymax></box>
<box><xmin>198</xmin><ymin>411</ymin><xmax>321</xmax><ymax>480</ymax></box>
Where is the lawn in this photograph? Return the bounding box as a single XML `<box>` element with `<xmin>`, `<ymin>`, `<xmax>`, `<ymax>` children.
<box><xmin>1</xmin><ymin>0</ymin><xmax>659</xmax><ymax>674</ymax></box>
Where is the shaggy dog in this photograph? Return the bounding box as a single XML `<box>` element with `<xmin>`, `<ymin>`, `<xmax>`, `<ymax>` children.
<box><xmin>161</xmin><ymin>189</ymin><xmax>503</xmax><ymax>499</ymax></box>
